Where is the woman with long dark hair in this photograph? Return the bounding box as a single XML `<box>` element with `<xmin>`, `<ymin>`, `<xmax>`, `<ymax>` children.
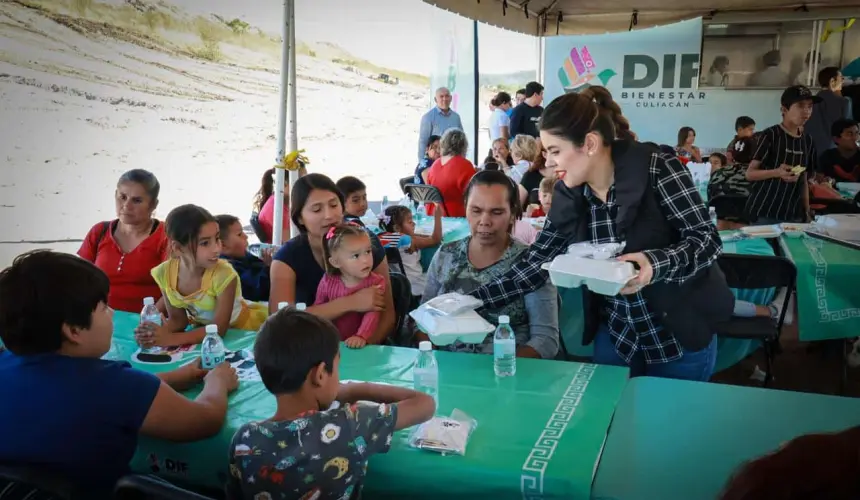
<box><xmin>468</xmin><ymin>92</ymin><xmax>732</xmax><ymax>381</ymax></box>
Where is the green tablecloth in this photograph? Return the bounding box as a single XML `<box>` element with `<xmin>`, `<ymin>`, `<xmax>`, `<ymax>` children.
<box><xmin>107</xmin><ymin>312</ymin><xmax>630</xmax><ymax>499</ymax></box>
<box><xmin>591</xmin><ymin>376</ymin><xmax>860</xmax><ymax>500</ymax></box>
<box><xmin>780</xmin><ymin>235</ymin><xmax>860</xmax><ymax>341</ymax></box>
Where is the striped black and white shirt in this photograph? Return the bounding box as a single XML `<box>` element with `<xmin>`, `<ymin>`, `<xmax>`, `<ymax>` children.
<box><xmin>745</xmin><ymin>124</ymin><xmax>818</xmax><ymax>222</ymax></box>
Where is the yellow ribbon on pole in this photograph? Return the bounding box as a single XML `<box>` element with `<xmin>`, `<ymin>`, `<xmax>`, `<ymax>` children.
<box><xmin>275</xmin><ymin>149</ymin><xmax>309</xmax><ymax>171</ymax></box>
<box><xmin>820</xmin><ymin>19</ymin><xmax>855</xmax><ymax>43</ymax></box>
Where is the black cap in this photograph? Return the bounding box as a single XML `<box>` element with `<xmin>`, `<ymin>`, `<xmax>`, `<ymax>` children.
<box><xmin>781</xmin><ymin>85</ymin><xmax>822</xmax><ymax>108</ymax></box>
<box><xmin>525</xmin><ymin>81</ymin><xmax>544</xmax><ymax>97</ymax></box>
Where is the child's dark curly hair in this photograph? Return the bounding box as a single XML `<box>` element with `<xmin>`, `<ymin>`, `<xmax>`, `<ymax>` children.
<box><xmin>378</xmin><ymin>205</ymin><xmax>411</xmax><ymax>233</ymax></box>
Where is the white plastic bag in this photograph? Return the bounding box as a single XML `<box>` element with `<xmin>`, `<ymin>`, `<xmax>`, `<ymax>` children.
<box><xmin>567</xmin><ymin>242</ymin><xmax>626</xmax><ymax>259</ymax></box>
<box><xmin>422</xmin><ymin>292</ymin><xmax>483</xmax><ymax>317</ymax></box>
<box><xmin>408</xmin><ymin>409</ymin><xmax>477</xmax><ymax>456</ymax></box>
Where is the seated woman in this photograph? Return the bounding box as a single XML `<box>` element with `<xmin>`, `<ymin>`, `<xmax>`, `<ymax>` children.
<box><xmin>0</xmin><ymin>251</ymin><xmax>238</xmax><ymax>496</ymax></box>
<box><xmin>419</xmin><ymin>170</ymin><xmax>559</xmax><ymax>359</ymax></box>
<box><xmin>414</xmin><ymin>134</ymin><xmax>441</xmax><ymax>184</ymax></box>
<box><xmin>78</xmin><ymin>169</ymin><xmax>168</xmax><ymax>313</ymax></box>
<box><xmin>268</xmin><ymin>174</ymin><xmax>396</xmax><ymax>344</ymax></box>
<box><xmin>423</xmin><ymin>128</ymin><xmax>477</xmax><ymax>217</ymax></box>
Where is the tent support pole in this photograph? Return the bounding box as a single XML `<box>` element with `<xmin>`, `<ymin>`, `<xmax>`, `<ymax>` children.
<box><xmin>472</xmin><ymin>19</ymin><xmax>480</xmax><ymax>165</ymax></box>
<box><xmin>288</xmin><ymin>0</ymin><xmax>299</xmax><ymax>239</ymax></box>
<box><xmin>272</xmin><ymin>0</ymin><xmax>291</xmax><ymax>245</ymax></box>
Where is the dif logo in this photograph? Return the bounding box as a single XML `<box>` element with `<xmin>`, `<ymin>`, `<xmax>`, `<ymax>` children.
<box><xmin>621</xmin><ymin>53</ymin><xmax>700</xmax><ymax>89</ymax></box>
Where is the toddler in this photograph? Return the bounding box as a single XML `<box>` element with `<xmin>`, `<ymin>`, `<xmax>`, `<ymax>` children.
<box><xmin>136</xmin><ymin>205</ymin><xmax>267</xmax><ymax>348</ymax></box>
<box><xmin>216</xmin><ymin>214</ymin><xmax>271</xmax><ymax>303</ymax></box>
<box><xmin>228</xmin><ymin>310</ymin><xmax>434</xmax><ymax>499</ymax></box>
<box><xmin>315</xmin><ymin>223</ymin><xmax>387</xmax><ymax>348</ymax></box>
<box><xmin>378</xmin><ymin>205</ymin><xmax>442</xmax><ymax>300</ymax></box>
<box><xmin>527</xmin><ymin>176</ymin><xmax>555</xmax><ymax>217</ymax></box>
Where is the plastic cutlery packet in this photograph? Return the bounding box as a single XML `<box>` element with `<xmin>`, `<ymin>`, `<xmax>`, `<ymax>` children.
<box><xmin>542</xmin><ymin>253</ymin><xmax>636</xmax><ymax>296</ymax></box>
<box><xmin>409</xmin><ymin>409</ymin><xmax>478</xmax><ymax>456</ymax></box>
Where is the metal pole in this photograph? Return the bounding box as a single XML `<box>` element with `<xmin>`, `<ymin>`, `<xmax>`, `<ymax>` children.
<box><xmin>805</xmin><ymin>21</ymin><xmax>817</xmax><ymax>87</ymax></box>
<box><xmin>272</xmin><ymin>0</ymin><xmax>291</xmax><ymax>246</ymax></box>
<box><xmin>288</xmin><ymin>0</ymin><xmax>299</xmax><ymax>239</ymax></box>
<box><xmin>472</xmin><ymin>20</ymin><xmax>479</xmax><ymax>165</ymax></box>
<box><xmin>812</xmin><ymin>20</ymin><xmax>823</xmax><ymax>87</ymax></box>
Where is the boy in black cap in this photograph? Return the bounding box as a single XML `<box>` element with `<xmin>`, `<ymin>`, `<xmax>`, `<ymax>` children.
<box><xmin>745</xmin><ymin>85</ymin><xmax>822</xmax><ymax>224</ymax></box>
<box><xmin>509</xmin><ymin>81</ymin><xmax>544</xmax><ymax>138</ymax></box>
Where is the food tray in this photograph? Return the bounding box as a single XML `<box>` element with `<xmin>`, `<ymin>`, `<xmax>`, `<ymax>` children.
<box><xmin>409</xmin><ymin>308</ymin><xmax>494</xmax><ymax>346</ymax></box>
<box><xmin>740</xmin><ymin>225</ymin><xmax>783</xmax><ymax>239</ymax></box>
<box><xmin>541</xmin><ymin>254</ymin><xmax>636</xmax><ymax>296</ymax></box>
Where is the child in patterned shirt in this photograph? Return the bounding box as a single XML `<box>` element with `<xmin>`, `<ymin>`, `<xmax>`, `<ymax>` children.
<box><xmin>227</xmin><ymin>310</ymin><xmax>435</xmax><ymax>500</ymax></box>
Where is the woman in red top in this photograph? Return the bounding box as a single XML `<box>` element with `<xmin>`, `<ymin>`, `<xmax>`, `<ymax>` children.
<box><xmin>78</xmin><ymin>169</ymin><xmax>168</xmax><ymax>312</ymax></box>
<box><xmin>423</xmin><ymin>128</ymin><xmax>476</xmax><ymax>217</ymax></box>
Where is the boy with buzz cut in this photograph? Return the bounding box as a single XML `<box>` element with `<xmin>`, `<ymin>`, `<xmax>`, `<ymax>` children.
<box><xmin>818</xmin><ymin>118</ymin><xmax>860</xmax><ymax>182</ymax></box>
<box><xmin>227</xmin><ymin>310</ymin><xmax>435</xmax><ymax>500</ymax></box>
<box><xmin>745</xmin><ymin>85</ymin><xmax>822</xmax><ymax>224</ymax></box>
<box><xmin>215</xmin><ymin>214</ymin><xmax>271</xmax><ymax>302</ymax></box>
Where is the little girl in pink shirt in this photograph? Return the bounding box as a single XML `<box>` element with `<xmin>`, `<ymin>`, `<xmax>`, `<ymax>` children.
<box><xmin>315</xmin><ymin>223</ymin><xmax>386</xmax><ymax>349</ymax></box>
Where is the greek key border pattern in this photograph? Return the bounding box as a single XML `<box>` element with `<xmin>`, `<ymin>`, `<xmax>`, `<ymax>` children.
<box><xmin>801</xmin><ymin>238</ymin><xmax>860</xmax><ymax>323</ymax></box>
<box><xmin>520</xmin><ymin>363</ymin><xmax>596</xmax><ymax>499</ymax></box>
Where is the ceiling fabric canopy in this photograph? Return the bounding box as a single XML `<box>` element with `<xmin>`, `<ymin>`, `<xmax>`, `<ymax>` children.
<box><xmin>422</xmin><ymin>0</ymin><xmax>860</xmax><ymax>35</ymax></box>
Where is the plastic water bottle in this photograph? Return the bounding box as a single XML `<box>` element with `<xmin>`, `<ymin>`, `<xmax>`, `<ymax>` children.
<box><xmin>413</xmin><ymin>341</ymin><xmax>439</xmax><ymax>409</ymax></box>
<box><xmin>493</xmin><ymin>315</ymin><xmax>516</xmax><ymax>377</ymax></box>
<box><xmin>709</xmin><ymin>207</ymin><xmax>718</xmax><ymax>226</ymax></box>
<box><xmin>140</xmin><ymin>297</ymin><xmax>162</xmax><ymax>354</ymax></box>
<box><xmin>277</xmin><ymin>302</ymin><xmax>290</xmax><ymax>311</ymax></box>
<box><xmin>296</xmin><ymin>303</ymin><xmax>307</xmax><ymax>312</ymax></box>
<box><xmin>416</xmin><ymin>203</ymin><xmax>427</xmax><ymax>223</ymax></box>
<box><xmin>381</xmin><ymin>195</ymin><xmax>390</xmax><ymax>214</ymax></box>
<box><xmin>201</xmin><ymin>325</ymin><xmax>226</xmax><ymax>370</ymax></box>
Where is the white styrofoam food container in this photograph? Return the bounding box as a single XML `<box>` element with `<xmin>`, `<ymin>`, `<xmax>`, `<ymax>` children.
<box><xmin>813</xmin><ymin>214</ymin><xmax>860</xmax><ymax>242</ymax></box>
<box><xmin>409</xmin><ymin>308</ymin><xmax>494</xmax><ymax>346</ymax></box>
<box><xmin>541</xmin><ymin>254</ymin><xmax>636</xmax><ymax>296</ymax></box>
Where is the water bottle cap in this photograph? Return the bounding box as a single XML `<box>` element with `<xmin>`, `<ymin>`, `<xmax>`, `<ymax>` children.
<box><xmin>296</xmin><ymin>303</ymin><xmax>307</xmax><ymax>311</ymax></box>
<box><xmin>143</xmin><ymin>297</ymin><xmax>155</xmax><ymax>306</ymax></box>
<box><xmin>418</xmin><ymin>341</ymin><xmax>432</xmax><ymax>351</ymax></box>
<box><xmin>498</xmin><ymin>315</ymin><xmax>510</xmax><ymax>324</ymax></box>
<box><xmin>277</xmin><ymin>302</ymin><xmax>290</xmax><ymax>310</ymax></box>
<box><xmin>205</xmin><ymin>324</ymin><xmax>218</xmax><ymax>334</ymax></box>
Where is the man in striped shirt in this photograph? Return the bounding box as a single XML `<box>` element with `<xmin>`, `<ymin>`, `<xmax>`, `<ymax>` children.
<box><xmin>745</xmin><ymin>85</ymin><xmax>821</xmax><ymax>224</ymax></box>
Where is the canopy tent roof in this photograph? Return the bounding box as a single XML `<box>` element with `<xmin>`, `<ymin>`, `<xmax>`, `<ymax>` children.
<box><xmin>422</xmin><ymin>0</ymin><xmax>860</xmax><ymax>35</ymax></box>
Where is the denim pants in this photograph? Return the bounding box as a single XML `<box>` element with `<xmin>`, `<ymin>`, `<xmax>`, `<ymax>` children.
<box><xmin>592</xmin><ymin>324</ymin><xmax>718</xmax><ymax>381</ymax></box>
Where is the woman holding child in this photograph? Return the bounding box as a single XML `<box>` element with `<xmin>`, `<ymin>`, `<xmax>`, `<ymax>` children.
<box><xmin>269</xmin><ymin>173</ymin><xmax>396</xmax><ymax>344</ymax></box>
<box><xmin>468</xmin><ymin>92</ymin><xmax>733</xmax><ymax>381</ymax></box>
<box><xmin>419</xmin><ymin>170</ymin><xmax>560</xmax><ymax>359</ymax></box>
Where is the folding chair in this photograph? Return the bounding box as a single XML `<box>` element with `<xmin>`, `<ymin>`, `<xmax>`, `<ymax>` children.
<box><xmin>405</xmin><ymin>184</ymin><xmax>449</xmax><ymax>217</ymax></box>
<box><xmin>384</xmin><ymin>246</ymin><xmax>406</xmax><ymax>275</ymax></box>
<box><xmin>114</xmin><ymin>474</ymin><xmax>214</xmax><ymax>500</ymax></box>
<box><xmin>708</xmin><ymin>195</ymin><xmax>750</xmax><ymax>223</ymax></box>
<box><xmin>387</xmin><ymin>272</ymin><xmax>414</xmax><ymax>347</ymax></box>
<box><xmin>714</xmin><ymin>254</ymin><xmax>797</xmax><ymax>386</ymax></box>
<box><xmin>249</xmin><ymin>212</ymin><xmax>270</xmax><ymax>243</ymax></box>
<box><xmin>0</xmin><ymin>464</ymin><xmax>76</xmax><ymax>500</ymax></box>
<box><xmin>399</xmin><ymin>176</ymin><xmax>414</xmax><ymax>195</ymax></box>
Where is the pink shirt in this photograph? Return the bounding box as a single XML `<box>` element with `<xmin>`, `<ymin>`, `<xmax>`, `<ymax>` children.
<box><xmin>314</xmin><ymin>272</ymin><xmax>387</xmax><ymax>341</ymax></box>
<box><xmin>258</xmin><ymin>195</ymin><xmax>288</xmax><ymax>244</ymax></box>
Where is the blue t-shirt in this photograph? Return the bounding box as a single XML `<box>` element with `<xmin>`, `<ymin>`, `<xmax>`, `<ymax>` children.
<box><xmin>274</xmin><ymin>230</ymin><xmax>385</xmax><ymax>306</ymax></box>
<box><xmin>0</xmin><ymin>351</ymin><xmax>161</xmax><ymax>492</ymax></box>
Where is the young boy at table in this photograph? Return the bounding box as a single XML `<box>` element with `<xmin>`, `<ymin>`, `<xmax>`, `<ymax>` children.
<box><xmin>745</xmin><ymin>86</ymin><xmax>821</xmax><ymax>224</ymax></box>
<box><xmin>216</xmin><ymin>214</ymin><xmax>271</xmax><ymax>302</ymax></box>
<box><xmin>726</xmin><ymin>116</ymin><xmax>757</xmax><ymax>166</ymax></box>
<box><xmin>0</xmin><ymin>251</ymin><xmax>238</xmax><ymax>497</ymax></box>
<box><xmin>337</xmin><ymin>176</ymin><xmax>369</xmax><ymax>226</ymax></box>
<box><xmin>227</xmin><ymin>309</ymin><xmax>435</xmax><ymax>500</ymax></box>
<box><xmin>819</xmin><ymin>119</ymin><xmax>860</xmax><ymax>182</ymax></box>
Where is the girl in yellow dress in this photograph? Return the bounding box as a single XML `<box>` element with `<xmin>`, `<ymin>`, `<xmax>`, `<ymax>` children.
<box><xmin>135</xmin><ymin>204</ymin><xmax>268</xmax><ymax>348</ymax></box>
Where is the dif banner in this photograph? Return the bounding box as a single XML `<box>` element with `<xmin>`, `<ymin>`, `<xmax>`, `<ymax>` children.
<box><xmin>543</xmin><ymin>19</ymin><xmax>781</xmax><ymax>149</ymax></box>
